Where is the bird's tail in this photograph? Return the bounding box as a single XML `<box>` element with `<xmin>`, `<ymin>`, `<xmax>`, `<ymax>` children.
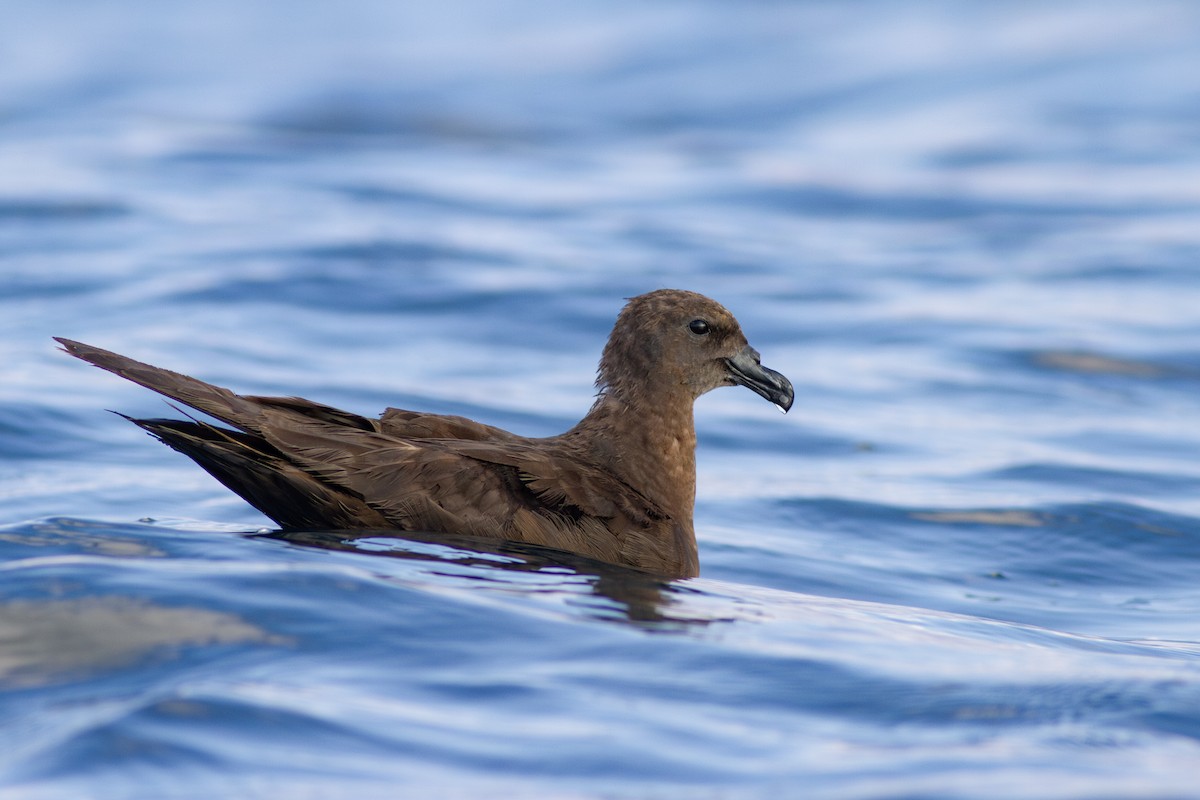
<box><xmin>55</xmin><ymin>338</ymin><xmax>267</xmax><ymax>434</ymax></box>
<box><xmin>126</xmin><ymin>415</ymin><xmax>387</xmax><ymax>529</ymax></box>
<box><xmin>56</xmin><ymin>338</ymin><xmax>393</xmax><ymax>530</ymax></box>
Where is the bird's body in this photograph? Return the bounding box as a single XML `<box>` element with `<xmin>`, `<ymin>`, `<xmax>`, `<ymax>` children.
<box><xmin>57</xmin><ymin>289</ymin><xmax>792</xmax><ymax>578</ymax></box>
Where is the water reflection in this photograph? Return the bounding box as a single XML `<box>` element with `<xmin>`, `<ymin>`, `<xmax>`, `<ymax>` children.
<box><xmin>259</xmin><ymin>528</ymin><xmax>711</xmax><ymax>628</ymax></box>
<box><xmin>0</xmin><ymin>596</ymin><xmax>281</xmax><ymax>688</ymax></box>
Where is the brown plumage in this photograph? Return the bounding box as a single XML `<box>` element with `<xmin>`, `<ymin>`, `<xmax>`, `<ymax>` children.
<box><xmin>56</xmin><ymin>289</ymin><xmax>793</xmax><ymax>578</ymax></box>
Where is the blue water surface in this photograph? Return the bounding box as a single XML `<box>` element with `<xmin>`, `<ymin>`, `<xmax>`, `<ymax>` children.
<box><xmin>4</xmin><ymin>2</ymin><xmax>1200</xmax><ymax>797</ymax></box>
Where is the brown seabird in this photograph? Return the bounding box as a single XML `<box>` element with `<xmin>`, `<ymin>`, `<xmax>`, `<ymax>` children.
<box><xmin>56</xmin><ymin>289</ymin><xmax>793</xmax><ymax>577</ymax></box>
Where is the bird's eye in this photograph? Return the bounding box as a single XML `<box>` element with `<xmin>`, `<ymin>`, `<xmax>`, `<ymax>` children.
<box><xmin>688</xmin><ymin>319</ymin><xmax>710</xmax><ymax>336</ymax></box>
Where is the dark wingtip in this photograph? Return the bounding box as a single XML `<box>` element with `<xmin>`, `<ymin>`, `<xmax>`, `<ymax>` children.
<box><xmin>54</xmin><ymin>337</ymin><xmax>95</xmax><ymax>362</ymax></box>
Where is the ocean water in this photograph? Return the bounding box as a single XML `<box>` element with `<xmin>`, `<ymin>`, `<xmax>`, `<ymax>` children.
<box><xmin>4</xmin><ymin>1</ymin><xmax>1200</xmax><ymax>797</ymax></box>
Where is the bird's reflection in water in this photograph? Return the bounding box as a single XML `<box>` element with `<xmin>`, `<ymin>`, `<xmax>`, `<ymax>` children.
<box><xmin>256</xmin><ymin>529</ymin><xmax>718</xmax><ymax>629</ymax></box>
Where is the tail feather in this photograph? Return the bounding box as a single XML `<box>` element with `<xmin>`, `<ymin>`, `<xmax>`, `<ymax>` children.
<box><xmin>130</xmin><ymin>416</ymin><xmax>390</xmax><ymax>530</ymax></box>
<box><xmin>55</xmin><ymin>338</ymin><xmax>266</xmax><ymax>435</ymax></box>
<box><xmin>57</xmin><ymin>338</ymin><xmax>393</xmax><ymax>530</ymax></box>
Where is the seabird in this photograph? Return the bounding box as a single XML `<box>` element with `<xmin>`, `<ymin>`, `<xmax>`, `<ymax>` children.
<box><xmin>56</xmin><ymin>289</ymin><xmax>793</xmax><ymax>577</ymax></box>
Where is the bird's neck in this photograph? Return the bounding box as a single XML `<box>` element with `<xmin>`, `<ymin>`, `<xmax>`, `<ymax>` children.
<box><xmin>572</xmin><ymin>384</ymin><xmax>698</xmax><ymax>521</ymax></box>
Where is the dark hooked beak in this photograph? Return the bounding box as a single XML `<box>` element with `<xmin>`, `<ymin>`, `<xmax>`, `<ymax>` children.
<box><xmin>725</xmin><ymin>345</ymin><xmax>794</xmax><ymax>412</ymax></box>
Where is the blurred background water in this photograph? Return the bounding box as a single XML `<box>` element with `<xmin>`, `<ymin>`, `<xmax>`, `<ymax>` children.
<box><xmin>4</xmin><ymin>1</ymin><xmax>1200</xmax><ymax>797</ymax></box>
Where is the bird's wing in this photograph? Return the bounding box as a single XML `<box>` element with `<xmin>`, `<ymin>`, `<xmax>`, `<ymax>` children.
<box><xmin>379</xmin><ymin>407</ymin><xmax>521</xmax><ymax>442</ymax></box>
<box><xmin>258</xmin><ymin>412</ymin><xmax>670</xmax><ymax>568</ymax></box>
